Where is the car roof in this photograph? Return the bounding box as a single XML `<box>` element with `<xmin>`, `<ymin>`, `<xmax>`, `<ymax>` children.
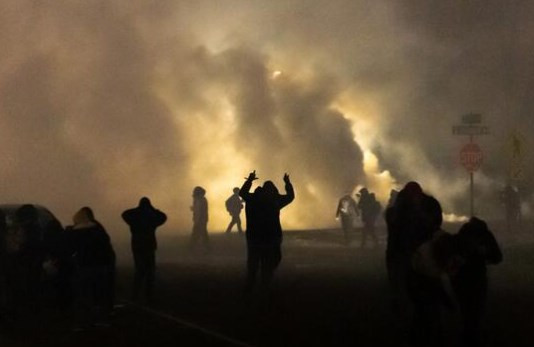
<box><xmin>0</xmin><ymin>204</ymin><xmax>63</xmax><ymax>228</ymax></box>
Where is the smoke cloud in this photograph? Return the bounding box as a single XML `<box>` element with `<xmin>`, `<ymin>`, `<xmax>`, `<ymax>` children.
<box><xmin>1</xmin><ymin>1</ymin><xmax>532</xmax><ymax>234</ymax></box>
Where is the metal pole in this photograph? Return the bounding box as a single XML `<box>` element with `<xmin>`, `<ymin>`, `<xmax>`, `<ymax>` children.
<box><xmin>470</xmin><ymin>171</ymin><xmax>474</xmax><ymax>217</ymax></box>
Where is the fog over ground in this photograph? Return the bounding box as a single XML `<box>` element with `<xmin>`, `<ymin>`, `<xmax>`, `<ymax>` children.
<box><xmin>1</xmin><ymin>0</ymin><xmax>532</xmax><ymax>235</ymax></box>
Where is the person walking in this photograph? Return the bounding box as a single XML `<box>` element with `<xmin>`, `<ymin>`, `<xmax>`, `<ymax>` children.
<box><xmin>225</xmin><ymin>187</ymin><xmax>244</xmax><ymax>234</ymax></box>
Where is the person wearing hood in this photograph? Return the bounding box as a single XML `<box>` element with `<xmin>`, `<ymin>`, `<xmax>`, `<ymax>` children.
<box><xmin>240</xmin><ymin>171</ymin><xmax>294</xmax><ymax>293</ymax></box>
<box><xmin>68</xmin><ymin>207</ymin><xmax>115</xmax><ymax>325</ymax></box>
<box><xmin>191</xmin><ymin>186</ymin><xmax>210</xmax><ymax>250</ymax></box>
<box><xmin>122</xmin><ymin>197</ymin><xmax>167</xmax><ymax>302</ymax></box>
<box><xmin>385</xmin><ymin>181</ymin><xmax>444</xmax><ymax>346</ymax></box>
<box><xmin>357</xmin><ymin>188</ymin><xmax>381</xmax><ymax>248</ymax></box>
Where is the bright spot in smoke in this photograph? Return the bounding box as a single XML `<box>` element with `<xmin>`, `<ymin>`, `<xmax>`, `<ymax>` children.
<box><xmin>272</xmin><ymin>70</ymin><xmax>282</xmax><ymax>79</ymax></box>
<box><xmin>442</xmin><ymin>213</ymin><xmax>469</xmax><ymax>223</ymax></box>
<box><xmin>362</xmin><ymin>149</ymin><xmax>398</xmax><ymax>203</ymax></box>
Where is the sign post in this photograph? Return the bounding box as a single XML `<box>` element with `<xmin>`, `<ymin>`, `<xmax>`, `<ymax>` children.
<box><xmin>452</xmin><ymin>113</ymin><xmax>488</xmax><ymax>217</ymax></box>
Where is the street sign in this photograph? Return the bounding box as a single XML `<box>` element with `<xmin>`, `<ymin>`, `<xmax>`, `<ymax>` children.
<box><xmin>452</xmin><ymin>125</ymin><xmax>490</xmax><ymax>136</ymax></box>
<box><xmin>460</xmin><ymin>142</ymin><xmax>483</xmax><ymax>172</ymax></box>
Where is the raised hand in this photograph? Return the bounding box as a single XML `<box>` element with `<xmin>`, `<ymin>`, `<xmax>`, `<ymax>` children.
<box><xmin>246</xmin><ymin>170</ymin><xmax>258</xmax><ymax>181</ymax></box>
<box><xmin>283</xmin><ymin>173</ymin><xmax>290</xmax><ymax>184</ymax></box>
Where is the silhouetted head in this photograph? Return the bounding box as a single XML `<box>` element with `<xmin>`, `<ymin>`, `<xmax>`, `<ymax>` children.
<box><xmin>458</xmin><ymin>217</ymin><xmax>489</xmax><ymax>238</ymax></box>
<box><xmin>359</xmin><ymin>188</ymin><xmax>369</xmax><ymax>196</ymax></box>
<box><xmin>402</xmin><ymin>181</ymin><xmax>423</xmax><ymax>202</ymax></box>
<box><xmin>15</xmin><ymin>204</ymin><xmax>38</xmax><ymax>224</ymax></box>
<box><xmin>73</xmin><ymin>207</ymin><xmax>95</xmax><ymax>225</ymax></box>
<box><xmin>233</xmin><ymin>187</ymin><xmax>240</xmax><ymax>194</ymax></box>
<box><xmin>253</xmin><ymin>186</ymin><xmax>263</xmax><ymax>195</ymax></box>
<box><xmin>139</xmin><ymin>197</ymin><xmax>152</xmax><ymax>208</ymax></box>
<box><xmin>262</xmin><ymin>181</ymin><xmax>279</xmax><ymax>196</ymax></box>
<box><xmin>193</xmin><ymin>186</ymin><xmax>206</xmax><ymax>198</ymax></box>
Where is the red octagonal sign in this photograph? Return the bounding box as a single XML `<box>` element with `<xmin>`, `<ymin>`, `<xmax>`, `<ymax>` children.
<box><xmin>460</xmin><ymin>142</ymin><xmax>483</xmax><ymax>172</ymax></box>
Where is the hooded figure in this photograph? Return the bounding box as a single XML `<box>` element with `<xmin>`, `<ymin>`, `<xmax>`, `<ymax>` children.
<box><xmin>240</xmin><ymin>171</ymin><xmax>294</xmax><ymax>293</ymax></box>
<box><xmin>191</xmin><ymin>187</ymin><xmax>209</xmax><ymax>249</ymax></box>
<box><xmin>122</xmin><ymin>198</ymin><xmax>167</xmax><ymax>302</ymax></box>
<box><xmin>385</xmin><ymin>181</ymin><xmax>444</xmax><ymax>345</ymax></box>
<box><xmin>357</xmin><ymin>189</ymin><xmax>381</xmax><ymax>248</ymax></box>
<box><xmin>451</xmin><ymin>217</ymin><xmax>502</xmax><ymax>347</ymax></box>
<box><xmin>68</xmin><ymin>207</ymin><xmax>115</xmax><ymax>323</ymax></box>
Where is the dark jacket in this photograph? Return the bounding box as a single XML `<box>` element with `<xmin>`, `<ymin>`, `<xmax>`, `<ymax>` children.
<box><xmin>240</xmin><ymin>179</ymin><xmax>294</xmax><ymax>246</ymax></box>
<box><xmin>122</xmin><ymin>206</ymin><xmax>167</xmax><ymax>251</ymax></box>
<box><xmin>386</xmin><ymin>189</ymin><xmax>443</xmax><ymax>258</ymax></box>
<box><xmin>452</xmin><ymin>218</ymin><xmax>502</xmax><ymax>292</ymax></box>
<box><xmin>68</xmin><ymin>222</ymin><xmax>115</xmax><ymax>268</ymax></box>
<box><xmin>193</xmin><ymin>197</ymin><xmax>208</xmax><ymax>226</ymax></box>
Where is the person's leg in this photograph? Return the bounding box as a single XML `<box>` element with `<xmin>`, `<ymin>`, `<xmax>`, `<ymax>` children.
<box><xmin>246</xmin><ymin>246</ymin><xmax>260</xmax><ymax>293</ymax></box>
<box><xmin>201</xmin><ymin>223</ymin><xmax>210</xmax><ymax>250</ymax></box>
<box><xmin>260</xmin><ymin>246</ymin><xmax>282</xmax><ymax>288</ymax></box>
<box><xmin>341</xmin><ymin>217</ymin><xmax>351</xmax><ymax>244</ymax></box>
<box><xmin>226</xmin><ymin>217</ymin><xmax>235</xmax><ymax>233</ymax></box>
<box><xmin>459</xmin><ymin>286</ymin><xmax>486</xmax><ymax>347</ymax></box>
<box><xmin>132</xmin><ymin>250</ymin><xmax>145</xmax><ymax>301</ymax></box>
<box><xmin>361</xmin><ymin>224</ymin><xmax>369</xmax><ymax>248</ymax></box>
<box><xmin>145</xmin><ymin>251</ymin><xmax>156</xmax><ymax>302</ymax></box>
<box><xmin>236</xmin><ymin>215</ymin><xmax>243</xmax><ymax>234</ymax></box>
<box><xmin>370</xmin><ymin>223</ymin><xmax>379</xmax><ymax>247</ymax></box>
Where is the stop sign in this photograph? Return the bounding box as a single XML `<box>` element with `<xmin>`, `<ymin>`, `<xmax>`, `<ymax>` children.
<box><xmin>460</xmin><ymin>142</ymin><xmax>483</xmax><ymax>172</ymax></box>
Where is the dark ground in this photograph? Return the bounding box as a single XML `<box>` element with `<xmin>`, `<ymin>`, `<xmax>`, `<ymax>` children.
<box><xmin>1</xmin><ymin>220</ymin><xmax>534</xmax><ymax>347</ymax></box>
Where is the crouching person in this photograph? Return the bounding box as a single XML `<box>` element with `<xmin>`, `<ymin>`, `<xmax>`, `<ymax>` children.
<box><xmin>451</xmin><ymin>217</ymin><xmax>502</xmax><ymax>347</ymax></box>
<box><xmin>68</xmin><ymin>207</ymin><xmax>116</xmax><ymax>329</ymax></box>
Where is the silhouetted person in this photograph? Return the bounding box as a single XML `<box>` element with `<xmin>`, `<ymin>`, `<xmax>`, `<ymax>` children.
<box><xmin>240</xmin><ymin>171</ymin><xmax>294</xmax><ymax>294</ymax></box>
<box><xmin>122</xmin><ymin>197</ymin><xmax>167</xmax><ymax>302</ymax></box>
<box><xmin>357</xmin><ymin>188</ymin><xmax>381</xmax><ymax>248</ymax></box>
<box><xmin>68</xmin><ymin>207</ymin><xmax>115</xmax><ymax>327</ymax></box>
<box><xmin>191</xmin><ymin>187</ymin><xmax>209</xmax><ymax>249</ymax></box>
<box><xmin>385</xmin><ymin>182</ymin><xmax>443</xmax><ymax>345</ymax></box>
<box><xmin>501</xmin><ymin>184</ymin><xmax>520</xmax><ymax>232</ymax></box>
<box><xmin>336</xmin><ymin>194</ymin><xmax>358</xmax><ymax>244</ymax></box>
<box><xmin>451</xmin><ymin>218</ymin><xmax>502</xmax><ymax>347</ymax></box>
<box><xmin>225</xmin><ymin>187</ymin><xmax>244</xmax><ymax>234</ymax></box>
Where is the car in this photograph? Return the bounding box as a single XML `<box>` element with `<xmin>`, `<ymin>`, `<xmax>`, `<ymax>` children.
<box><xmin>0</xmin><ymin>204</ymin><xmax>66</xmax><ymax>312</ymax></box>
<box><xmin>0</xmin><ymin>204</ymin><xmax>64</xmax><ymax>254</ymax></box>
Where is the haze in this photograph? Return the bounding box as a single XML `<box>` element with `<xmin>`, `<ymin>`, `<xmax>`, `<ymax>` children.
<box><xmin>1</xmin><ymin>0</ymin><xmax>532</xmax><ymax>234</ymax></box>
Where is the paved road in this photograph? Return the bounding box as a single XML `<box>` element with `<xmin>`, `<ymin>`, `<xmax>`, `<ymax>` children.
<box><xmin>2</xmin><ymin>225</ymin><xmax>534</xmax><ymax>347</ymax></box>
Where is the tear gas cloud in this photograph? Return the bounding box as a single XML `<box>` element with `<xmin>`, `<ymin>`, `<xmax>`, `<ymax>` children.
<box><xmin>1</xmin><ymin>0</ymin><xmax>532</xmax><ymax>234</ymax></box>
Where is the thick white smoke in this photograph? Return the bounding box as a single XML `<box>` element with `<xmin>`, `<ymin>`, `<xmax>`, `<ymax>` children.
<box><xmin>1</xmin><ymin>0</ymin><xmax>532</xmax><ymax>234</ymax></box>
